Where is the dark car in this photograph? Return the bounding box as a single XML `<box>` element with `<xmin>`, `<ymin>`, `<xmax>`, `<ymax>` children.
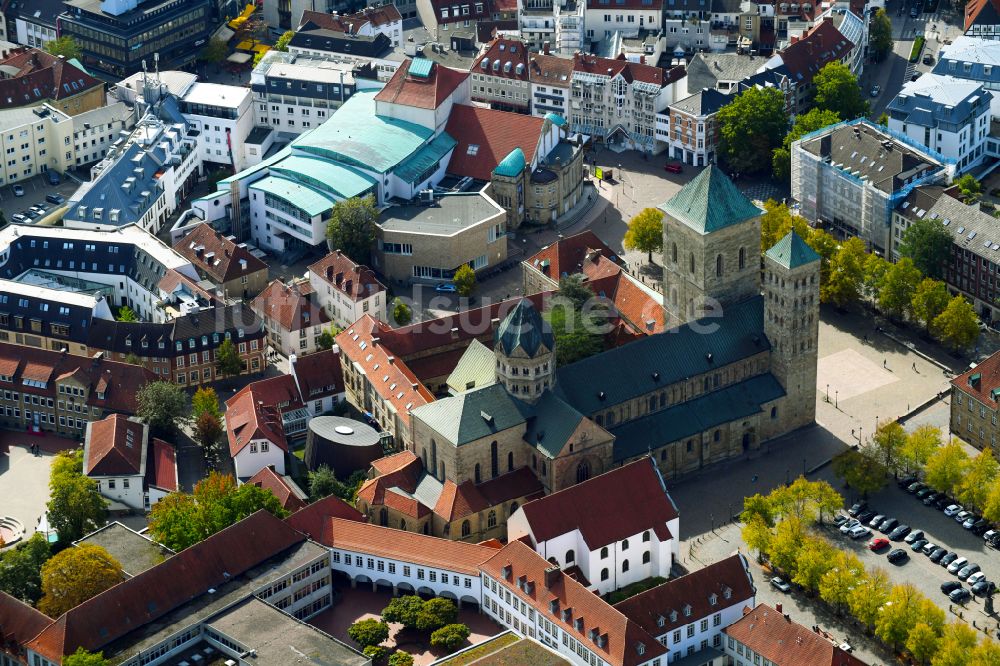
<box><xmin>915</xmin><ymin>488</ymin><xmax>934</xmax><ymax>500</ymax></box>
<box><xmin>971</xmin><ymin>519</ymin><xmax>990</xmax><ymax>535</ymax></box>
<box><xmin>906</xmin><ymin>482</ymin><xmax>924</xmax><ymax>493</ymax></box>
<box><xmin>664</xmin><ymin>161</ymin><xmax>683</xmax><ymax>174</ymax></box>
<box><xmin>958</xmin><ymin>563</ymin><xmax>981</xmax><ymax>581</ymax></box>
<box><xmin>879</xmin><ymin>517</ymin><xmax>898</xmax><ymax>533</ymax></box>
<box><xmin>45</xmin><ymin>194</ymin><xmax>64</xmax><ymax>205</ymax></box>
<box><xmin>950</xmin><ymin>588</ymin><xmax>972</xmax><ymax>604</ymax></box>
<box><xmin>972</xmin><ymin>580</ymin><xmax>996</xmax><ymax>597</ymax></box>
<box><xmin>858</xmin><ymin>510</ymin><xmax>877</xmax><ymax>523</ymax></box>
<box><xmin>941</xmin><ymin>552</ymin><xmax>959</xmax><ymax>567</ymax></box>
<box><xmin>47</xmin><ymin>170</ymin><xmax>60</xmax><ymax>185</ymax></box>
<box><xmin>941</xmin><ymin>580</ymin><xmax>963</xmax><ymax>594</ymax></box>
<box><xmin>923</xmin><ymin>492</ymin><xmax>942</xmax><ymax>506</ymax></box>
<box><xmin>889</xmin><ymin>525</ymin><xmax>911</xmax><ymax>540</ymax></box>
<box><xmin>848</xmin><ymin>501</ymin><xmax>867</xmax><ymax>516</ymax></box>
<box><xmin>910</xmin><ymin>539</ymin><xmax>928</xmax><ymax>552</ymax></box>
<box><xmin>934</xmin><ymin>496</ymin><xmax>952</xmax><ymax>510</ymax></box>
<box><xmin>898</xmin><ymin>476</ymin><xmax>918</xmax><ymax>489</ymax></box>
<box><xmin>929</xmin><ymin>547</ymin><xmax>948</xmax><ymax>563</ymax></box>
<box><xmin>887</xmin><ymin>548</ymin><xmax>909</xmax><ymax>564</ymax></box>
<box><xmin>834</xmin><ymin>514</ymin><xmax>849</xmax><ymax>526</ymax></box>
<box><xmin>922</xmin><ymin>53</ymin><xmax>934</xmax><ymax>65</ymax></box>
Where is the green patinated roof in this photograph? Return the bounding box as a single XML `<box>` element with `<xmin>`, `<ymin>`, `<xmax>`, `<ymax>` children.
<box><xmin>410</xmin><ymin>383</ymin><xmax>531</xmax><ymax>446</ymax></box>
<box><xmin>395</xmin><ymin>131</ymin><xmax>458</xmax><ymax>184</ymax></box>
<box><xmin>446</xmin><ymin>339</ymin><xmax>497</xmax><ymax>394</ymax></box>
<box><xmin>659</xmin><ymin>165</ymin><xmax>762</xmax><ymax>234</ymax></box>
<box><xmin>556</xmin><ymin>296</ymin><xmax>767</xmax><ymax>415</ymax></box>
<box><xmin>545</xmin><ymin>113</ymin><xmax>567</xmax><ymax>127</ymax></box>
<box><xmin>270</xmin><ymin>155</ymin><xmax>377</xmax><ymax>200</ymax></box>
<box><xmin>248</xmin><ymin>175</ymin><xmax>336</xmax><ymax>217</ymax></box>
<box><xmin>494</xmin><ymin>148</ymin><xmax>526</xmax><ymax>178</ymax></box>
<box><xmin>292</xmin><ymin>92</ymin><xmax>435</xmax><ymax>174</ymax></box>
<box><xmin>523</xmin><ymin>391</ymin><xmax>587</xmax><ymax>458</ymax></box>
<box><xmin>765</xmin><ymin>230</ymin><xmax>821</xmax><ymax>269</ymax></box>
<box><xmin>495</xmin><ymin>299</ymin><xmax>554</xmax><ymax>357</ymax></box>
<box><xmin>610</xmin><ymin>373</ymin><xmax>786</xmax><ymax>462</ymax></box>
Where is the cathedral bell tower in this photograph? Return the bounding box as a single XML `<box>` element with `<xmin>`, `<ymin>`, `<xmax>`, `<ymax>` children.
<box><xmin>494</xmin><ymin>299</ymin><xmax>555</xmax><ymax>403</ymax></box>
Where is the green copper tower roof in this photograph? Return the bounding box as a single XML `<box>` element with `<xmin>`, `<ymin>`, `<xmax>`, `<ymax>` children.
<box><xmin>494</xmin><ymin>148</ymin><xmax>526</xmax><ymax>178</ymax></box>
<box><xmin>495</xmin><ymin>299</ymin><xmax>554</xmax><ymax>357</ymax></box>
<box><xmin>766</xmin><ymin>230</ymin><xmax>821</xmax><ymax>269</ymax></box>
<box><xmin>659</xmin><ymin>165</ymin><xmax>762</xmax><ymax>234</ymax></box>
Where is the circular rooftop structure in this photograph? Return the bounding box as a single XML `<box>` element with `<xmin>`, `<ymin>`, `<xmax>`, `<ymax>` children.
<box><xmin>304</xmin><ymin>416</ymin><xmax>383</xmax><ymax>475</ymax></box>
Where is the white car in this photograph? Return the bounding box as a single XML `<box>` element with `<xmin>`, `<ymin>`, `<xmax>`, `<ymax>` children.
<box><xmin>840</xmin><ymin>518</ymin><xmax>860</xmax><ymax>534</ymax></box>
<box><xmin>948</xmin><ymin>557</ymin><xmax>969</xmax><ymax>574</ymax></box>
<box><xmin>985</xmin><ymin>529</ymin><xmax>998</xmax><ymax>542</ymax></box>
<box><xmin>944</xmin><ymin>504</ymin><xmax>963</xmax><ymax>517</ymax></box>
<box><xmin>922</xmin><ymin>542</ymin><xmax>938</xmax><ymax>555</ymax></box>
<box><xmin>849</xmin><ymin>525</ymin><xmax>871</xmax><ymax>539</ymax></box>
<box><xmin>956</xmin><ymin>510</ymin><xmax>973</xmax><ymax>523</ymax></box>
<box><xmin>968</xmin><ymin>571</ymin><xmax>987</xmax><ymax>586</ymax></box>
<box><xmin>771</xmin><ymin>577</ymin><xmax>792</xmax><ymax>593</ymax></box>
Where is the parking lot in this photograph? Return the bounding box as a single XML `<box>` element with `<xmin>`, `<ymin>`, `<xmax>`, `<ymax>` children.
<box><xmin>0</xmin><ymin>174</ymin><xmax>77</xmax><ymax>224</ymax></box>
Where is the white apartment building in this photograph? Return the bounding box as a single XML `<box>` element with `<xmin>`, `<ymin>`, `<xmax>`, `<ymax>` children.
<box><xmin>583</xmin><ymin>0</ymin><xmax>664</xmax><ymax>42</ymax></box>
<box><xmin>529</xmin><ymin>52</ymin><xmax>573</xmax><ymax>117</ymax></box>
<box><xmin>0</xmin><ymin>105</ymin><xmax>74</xmax><ymax>186</ymax></box>
<box><xmin>179</xmin><ymin>83</ymin><xmax>254</xmax><ymax>172</ymax></box>
<box><xmin>83</xmin><ymin>415</ymin><xmax>148</xmax><ymax>510</ymax></box>
<box><xmin>71</xmin><ymin>102</ymin><xmax>137</xmax><ymax>168</ymax></box>
<box><xmin>307</xmin><ymin>250</ymin><xmax>387</xmax><ymax>329</ymax></box>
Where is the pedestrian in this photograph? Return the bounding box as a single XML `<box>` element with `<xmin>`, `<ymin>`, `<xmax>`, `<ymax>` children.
<box><xmin>883</xmin><ymin>359</ymin><xmax>887</xmax><ymax>368</ymax></box>
<box><xmin>912</xmin><ymin>362</ymin><xmax>917</xmax><ymax>371</ymax></box>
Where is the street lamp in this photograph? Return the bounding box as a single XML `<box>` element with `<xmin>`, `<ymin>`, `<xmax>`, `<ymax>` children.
<box><xmin>826</xmin><ymin>383</ymin><xmax>830</xmax><ymax>402</ymax></box>
<box><xmin>835</xmin><ymin>390</ymin><xmax>839</xmax><ymax>408</ymax></box>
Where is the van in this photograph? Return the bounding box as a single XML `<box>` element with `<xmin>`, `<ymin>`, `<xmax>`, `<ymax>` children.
<box><xmin>47</xmin><ymin>171</ymin><xmax>60</xmax><ymax>185</ymax></box>
<box><xmin>45</xmin><ymin>194</ymin><xmax>64</xmax><ymax>205</ymax></box>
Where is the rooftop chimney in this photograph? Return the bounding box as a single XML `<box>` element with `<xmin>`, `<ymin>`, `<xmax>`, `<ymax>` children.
<box><xmin>544</xmin><ymin>565</ymin><xmax>560</xmax><ymax>589</ymax></box>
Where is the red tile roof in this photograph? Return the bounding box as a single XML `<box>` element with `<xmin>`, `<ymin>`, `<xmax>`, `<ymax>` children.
<box><xmin>357</xmin><ymin>451</ymin><xmax>425</xmax><ymax>509</ymax></box>
<box><xmin>482</xmin><ymin>541</ymin><xmax>666</xmax><ymax>666</ymax></box>
<box><xmin>291</xmin><ymin>348</ymin><xmax>344</xmax><ymax>401</ymax></box>
<box><xmin>965</xmin><ymin>0</ymin><xmax>1000</xmax><ymax>29</ymax></box>
<box><xmin>609</xmin><ymin>273</ymin><xmax>665</xmax><ymax>335</ymax></box>
<box><xmin>614</xmin><ymin>554</ymin><xmax>756</xmax><ymax>636</ymax></box>
<box><xmin>157</xmin><ymin>268</ymin><xmax>221</xmax><ymax>306</ymax></box>
<box><xmin>251</xmin><ymin>279</ymin><xmax>329</xmax><ymax>334</ymax></box>
<box><xmin>516</xmin><ymin>458</ymin><xmax>675</xmax><ymax>549</ymax></box>
<box><xmin>572</xmin><ymin>53</ymin><xmax>683</xmax><ymax>87</ymax></box>
<box><xmin>26</xmin><ymin>511</ymin><xmax>304</xmax><ymax>662</ymax></box>
<box><xmin>523</xmin><ymin>230</ymin><xmax>619</xmax><ymax>284</ymax></box>
<box><xmin>0</xmin><ymin>48</ymin><xmax>103</xmax><ymax>110</ymax></box>
<box><xmin>308</xmin><ymin>250</ymin><xmax>385</xmax><ymax>303</ymax></box>
<box><xmin>433</xmin><ymin>479</ymin><xmax>488</xmax><ymax>522</ymax></box>
<box><xmin>246</xmin><ymin>465</ymin><xmax>307</xmax><ymax>512</ymax></box>
<box><xmin>445</xmin><ymin>104</ymin><xmax>545</xmax><ymax>181</ymax></box>
<box><xmin>724</xmin><ymin>604</ymin><xmax>869</xmax><ymax>666</ymax></box>
<box><xmin>299</xmin><ymin>5</ymin><xmax>401</xmax><ymax>31</ymax></box>
<box><xmin>235</xmin><ymin>374</ymin><xmax>303</xmax><ymax>412</ymax></box>
<box><xmin>146</xmin><ymin>438</ymin><xmax>178</xmax><ymax>492</ymax></box>
<box><xmin>225</xmin><ymin>384</ymin><xmax>290</xmax><ymax>458</ymax></box>
<box><xmin>84</xmin><ymin>414</ymin><xmax>145</xmax><ymax>477</ymax></box>
<box><xmin>779</xmin><ymin>19</ymin><xmax>855</xmax><ymax>84</ymax></box>
<box><xmin>370</xmin><ymin>450</ymin><xmax>421</xmax><ymax>476</ymax></box>
<box><xmin>325</xmin><ymin>516</ymin><xmax>498</xmax><ymax>575</ymax></box>
<box><xmin>285</xmin><ymin>493</ymin><xmax>366</xmax><ymax>543</ymax></box>
<box><xmin>472</xmin><ymin>37</ymin><xmax>531</xmax><ymax>82</ymax></box>
<box><xmin>476</xmin><ymin>466</ymin><xmax>544</xmax><ymax>507</ymax></box>
<box><xmin>952</xmin><ymin>349</ymin><xmax>1000</xmax><ymax>406</ymax></box>
<box><xmin>0</xmin><ymin>591</ymin><xmax>51</xmax><ymax>661</ymax></box>
<box><xmin>528</xmin><ymin>53</ymin><xmax>575</xmax><ymax>86</ymax></box>
<box><xmin>375</xmin><ymin>59</ymin><xmax>469</xmax><ymax>110</ymax></box>
<box><xmin>173</xmin><ymin>223</ymin><xmax>267</xmax><ymax>285</ymax></box>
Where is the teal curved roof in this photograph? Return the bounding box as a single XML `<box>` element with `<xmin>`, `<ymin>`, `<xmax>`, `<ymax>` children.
<box><xmin>495</xmin><ymin>299</ymin><xmax>554</xmax><ymax>357</ymax></box>
<box><xmin>494</xmin><ymin>147</ymin><xmax>526</xmax><ymax>178</ymax></box>
<box><xmin>766</xmin><ymin>230</ymin><xmax>821</xmax><ymax>269</ymax></box>
<box><xmin>659</xmin><ymin>165</ymin><xmax>762</xmax><ymax>234</ymax></box>
<box><xmin>271</xmin><ymin>155</ymin><xmax>377</xmax><ymax>200</ymax></box>
<box><xmin>545</xmin><ymin>112</ymin><xmax>567</xmax><ymax>127</ymax></box>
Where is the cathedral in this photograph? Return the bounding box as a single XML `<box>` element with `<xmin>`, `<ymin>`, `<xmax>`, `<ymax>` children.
<box><xmin>356</xmin><ymin>166</ymin><xmax>820</xmax><ymax>543</ymax></box>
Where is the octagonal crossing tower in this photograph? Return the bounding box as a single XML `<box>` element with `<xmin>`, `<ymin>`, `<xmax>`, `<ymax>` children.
<box><xmin>764</xmin><ymin>230</ymin><xmax>821</xmax><ymax>430</ymax></box>
<box><xmin>494</xmin><ymin>299</ymin><xmax>555</xmax><ymax>403</ymax></box>
<box><xmin>659</xmin><ymin>166</ymin><xmax>763</xmax><ymax>328</ymax></box>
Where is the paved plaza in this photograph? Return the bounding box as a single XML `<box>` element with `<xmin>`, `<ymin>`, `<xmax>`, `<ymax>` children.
<box><xmin>0</xmin><ymin>440</ymin><xmax>66</xmax><ymax>543</ymax></box>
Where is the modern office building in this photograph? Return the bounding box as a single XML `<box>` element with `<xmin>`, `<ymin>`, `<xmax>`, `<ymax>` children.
<box><xmin>179</xmin><ymin>82</ymin><xmax>254</xmax><ymax>172</ymax></box>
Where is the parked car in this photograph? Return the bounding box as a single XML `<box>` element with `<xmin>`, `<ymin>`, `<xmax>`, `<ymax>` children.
<box><xmin>889</xmin><ymin>525</ymin><xmax>911</xmax><ymax>540</ymax></box>
<box><xmin>45</xmin><ymin>194</ymin><xmax>64</xmax><ymax>205</ymax></box>
<box><xmin>923</xmin><ymin>492</ymin><xmax>942</xmax><ymax>506</ymax></box>
<box><xmin>28</xmin><ymin>206</ymin><xmax>44</xmax><ymax>216</ymax></box>
<box><xmin>887</xmin><ymin>549</ymin><xmax>909</xmax><ymax>564</ymax></box>
<box><xmin>868</xmin><ymin>514</ymin><xmax>886</xmax><ymax>528</ymax></box>
<box><xmin>833</xmin><ymin>514</ymin><xmax>849</xmax><ymax>527</ymax></box>
<box><xmin>906</xmin><ymin>482</ymin><xmax>924</xmax><ymax>493</ymax></box>
<box><xmin>958</xmin><ymin>563</ymin><xmax>981</xmax><ymax>580</ymax></box>
<box><xmin>923</xmin><ymin>53</ymin><xmax>934</xmax><ymax>65</ymax></box>
<box><xmin>910</xmin><ymin>539</ymin><xmax>928</xmax><ymax>552</ymax></box>
<box><xmin>968</xmin><ymin>572</ymin><xmax>986</xmax><ymax>586</ymax></box>
<box><xmin>848</xmin><ymin>501</ymin><xmax>867</xmax><ymax>516</ymax></box>
<box><xmin>21</xmin><ymin>209</ymin><xmax>38</xmax><ymax>219</ymax></box>
<box><xmin>962</xmin><ymin>515</ymin><xmax>979</xmax><ymax>529</ymax></box>
<box><xmin>904</xmin><ymin>530</ymin><xmax>925</xmax><ymax>544</ymax></box>
<box><xmin>940</xmin><ymin>552</ymin><xmax>959</xmax><ymax>567</ymax></box>
<box><xmin>869</xmin><ymin>537</ymin><xmax>890</xmax><ymax>551</ymax></box>
<box><xmin>985</xmin><ymin>529</ymin><xmax>998</xmax><ymax>543</ymax></box>
<box><xmin>941</xmin><ymin>580</ymin><xmax>963</xmax><ymax>594</ymax></box>
<box><xmin>870</xmin><ymin>84</ymin><xmax>881</xmax><ymax>97</ymax></box>
<box><xmin>910</xmin><ymin>6</ymin><xmax>919</xmax><ymax>17</ymax></box>
<box><xmin>972</xmin><ymin>520</ymin><xmax>991</xmax><ymax>536</ymax></box>
<box><xmin>434</xmin><ymin>283</ymin><xmax>457</xmax><ymax>293</ymax></box>
<box><xmin>915</xmin><ymin>488</ymin><xmax>934</xmax><ymax>500</ymax></box>
<box><xmin>858</xmin><ymin>510</ymin><xmax>877</xmax><ymax>523</ymax></box>
<box><xmin>944</xmin><ymin>504</ymin><xmax>963</xmax><ymax>517</ymax></box>
<box><xmin>664</xmin><ymin>161</ymin><xmax>684</xmax><ymax>174</ymax></box>
<box><xmin>840</xmin><ymin>518</ymin><xmax>860</xmax><ymax>534</ymax></box>
<box><xmin>849</xmin><ymin>525</ymin><xmax>871</xmax><ymax>539</ymax></box>
<box><xmin>12</xmin><ymin>185</ymin><xmax>24</xmax><ymax>196</ymax></box>
<box><xmin>955</xmin><ymin>510</ymin><xmax>973</xmax><ymax>523</ymax></box>
<box><xmin>10</xmin><ymin>213</ymin><xmax>27</xmax><ymax>223</ymax></box>
<box><xmin>972</xmin><ymin>580</ymin><xmax>996</xmax><ymax>597</ymax></box>
<box><xmin>930</xmin><ymin>548</ymin><xmax>948</xmax><ymax>563</ymax></box>
<box><xmin>898</xmin><ymin>476</ymin><xmax>918</xmax><ymax>489</ymax></box>
<box><xmin>934</xmin><ymin>496</ymin><xmax>953</xmax><ymax>510</ymax></box>
<box><xmin>950</xmin><ymin>587</ymin><xmax>972</xmax><ymax>604</ymax></box>
<box><xmin>948</xmin><ymin>556</ymin><xmax>969</xmax><ymax>574</ymax></box>
<box><xmin>47</xmin><ymin>171</ymin><xmax>59</xmax><ymax>185</ymax></box>
<box><xmin>921</xmin><ymin>542</ymin><xmax>938</xmax><ymax>555</ymax></box>
<box><xmin>879</xmin><ymin>517</ymin><xmax>899</xmax><ymax>533</ymax></box>
<box><xmin>771</xmin><ymin>577</ymin><xmax>792</xmax><ymax>593</ymax></box>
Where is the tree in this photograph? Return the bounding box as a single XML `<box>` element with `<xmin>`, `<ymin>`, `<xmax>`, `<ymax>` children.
<box><xmin>931</xmin><ymin>623</ymin><xmax>978</xmax><ymax>666</ymax></box>
<box><xmin>382</xmin><ymin>595</ymin><xmax>425</xmax><ymax>629</ymax></box>
<box><xmin>813</xmin><ymin>62</ymin><xmax>869</xmax><ymax>119</ymax></box>
<box><xmin>326</xmin><ymin>195</ymin><xmax>378</xmax><ymax>265</ymax></box>
<box><xmin>198</xmin><ymin>38</ymin><xmax>230</xmax><ymax>64</ymax></box>
<box><xmin>925</xmin><ymin>441</ymin><xmax>971</xmax><ymax>496</ymax></box>
<box><xmin>308</xmin><ymin>465</ymin><xmax>340</xmax><ymax>501</ymax></box>
<box><xmin>819</xmin><ymin>550</ymin><xmax>864</xmax><ymax>612</ymax></box>
<box><xmin>430</xmin><ymin>624</ymin><xmax>470</xmax><ymax>651</ymax></box>
<box><xmin>317</xmin><ymin>325</ymin><xmax>342</xmax><ymax>351</ymax></box>
<box><xmin>136</xmin><ymin>380</ymin><xmax>189</xmax><ymax>434</ymax></box>
<box><xmin>392</xmin><ymin>299</ymin><xmax>412</xmax><ymax>326</ymax></box>
<box><xmin>415</xmin><ymin>597</ymin><xmax>458</xmax><ymax>632</ymax></box>
<box><xmin>741</xmin><ymin>493</ymin><xmax>776</xmax><ymax>527</ymax></box>
<box><xmin>970</xmin><ymin>641</ymin><xmax>1000</xmax><ymax>665</ymax></box>
<box><xmin>716</xmin><ymin>86</ymin><xmax>789</xmax><ymax>175</ymax></box>
<box><xmin>559</xmin><ymin>273</ymin><xmax>595</xmax><ymax>309</ymax></box>
<box><xmin>932</xmin><ymin>296</ymin><xmax>979</xmax><ymax>352</ymax></box>
<box><xmin>772</xmin><ymin>108</ymin><xmax>841</xmax><ymax>182</ymax></box>
<box><xmin>192</xmin><ymin>386</ymin><xmax>221</xmax><ymax>420</ymax></box>
<box><xmin>848</xmin><ymin>567</ymin><xmax>890</xmax><ymax>627</ymax></box>
<box><xmin>44</xmin><ymin>36</ymin><xmax>82</xmax><ymax>61</ymax></box>
<box><xmin>806</xmin><ymin>229</ymin><xmax>840</xmax><ymax>290</ymax></box>
<box><xmin>623</xmin><ymin>208</ymin><xmax>664</xmax><ymax>262</ymax></box>
<box><xmin>453</xmin><ymin>264</ymin><xmax>476</xmax><ymax>297</ymax></box>
<box><xmin>64</xmin><ymin>649</ymin><xmax>111</xmax><ymax>666</ymax></box>
<box><xmin>363</xmin><ymin>646</ymin><xmax>388</xmax><ymax>662</ymax></box>
<box><xmin>822</xmin><ymin>237</ymin><xmax>867</xmax><ymax>307</ymax></box>
<box><xmin>215</xmin><ymin>338</ymin><xmax>244</xmax><ymax>377</ymax></box>
<box><xmin>38</xmin><ymin>544</ymin><xmax>125</xmax><ymax>617</ymax></box>
<box><xmin>956</xmin><ymin>174</ymin><xmax>983</xmax><ymax>204</ymax></box>
<box><xmin>985</xmin><ymin>482</ymin><xmax>1000</xmax><ymax>523</ymax></box>
<box><xmin>870</xmin><ymin>9</ymin><xmax>894</xmax><ymax>60</ymax></box>
<box><xmin>791</xmin><ymin>537</ymin><xmax>834</xmax><ymax>591</ymax></box>
<box><xmin>0</xmin><ymin>533</ymin><xmax>51</xmax><ymax>604</ymax></box>
<box><xmin>760</xmin><ymin>200</ymin><xmax>800</xmax><ymax>252</ymax></box>
<box><xmin>956</xmin><ymin>449</ymin><xmax>999</xmax><ymax>511</ymax></box>
<box><xmin>388</xmin><ymin>652</ymin><xmax>415</xmax><ymax>666</ymax></box>
<box><xmin>232</xmin><ymin>12</ymin><xmax>267</xmax><ymax>48</ymax></box>
<box><xmin>768</xmin><ymin>477</ymin><xmax>842</xmax><ymax>525</ymax></box>
<box><xmin>899</xmin><ymin>218</ymin><xmax>953</xmax><ymax>280</ymax></box>
<box><xmin>741</xmin><ymin>516</ymin><xmax>773</xmax><ymax>562</ymax></box>
<box><xmin>348</xmin><ymin>618</ymin><xmax>389</xmax><ymax>648</ymax></box>
<box><xmin>832</xmin><ymin>449</ymin><xmax>886</xmax><ymax>497</ymax></box>
<box><xmin>912</xmin><ymin>279</ymin><xmax>951</xmax><ymax>333</ymax></box>
<box><xmin>193</xmin><ymin>412</ymin><xmax>224</xmax><ymax>454</ymax></box>
<box><xmin>907</xmin><ymin>622</ymin><xmax>942</xmax><ymax>665</ymax></box>
<box><xmin>546</xmin><ymin>296</ymin><xmax>605</xmax><ymax>366</ymax></box>
<box><xmin>274</xmin><ymin>30</ymin><xmax>295</xmax><ymax>51</ymax></box>
<box><xmin>875</xmin><ymin>584</ymin><xmax>927</xmax><ymax>650</ymax></box>
<box><xmin>879</xmin><ymin>257</ymin><xmax>922</xmax><ymax>320</ymax></box>
<box><xmin>862</xmin><ymin>253</ymin><xmax>890</xmax><ymax>308</ymax></box>
<box><xmin>873</xmin><ymin>421</ymin><xmax>907</xmax><ymax>472</ymax></box>
<box><xmin>47</xmin><ymin>450</ymin><xmax>106</xmax><ymax>544</ymax></box>
<box><xmin>900</xmin><ymin>425</ymin><xmax>941</xmax><ymax>474</ymax></box>
<box><xmin>768</xmin><ymin>517</ymin><xmax>805</xmax><ymax>577</ymax></box>
<box><xmin>116</xmin><ymin>306</ymin><xmax>138</xmax><ymax>322</ymax></box>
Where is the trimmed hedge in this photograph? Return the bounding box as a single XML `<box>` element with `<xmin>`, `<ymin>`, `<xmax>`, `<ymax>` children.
<box><xmin>909</xmin><ymin>36</ymin><xmax>925</xmax><ymax>62</ymax></box>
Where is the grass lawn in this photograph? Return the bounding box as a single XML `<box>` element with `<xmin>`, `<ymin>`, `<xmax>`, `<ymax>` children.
<box><xmin>604</xmin><ymin>576</ymin><xmax>668</xmax><ymax>604</ymax></box>
<box><xmin>435</xmin><ymin>633</ymin><xmax>520</xmax><ymax>665</ymax></box>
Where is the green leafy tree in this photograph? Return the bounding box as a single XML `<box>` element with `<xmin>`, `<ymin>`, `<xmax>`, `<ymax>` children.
<box><xmin>193</xmin><ymin>411</ymin><xmax>224</xmax><ymax>454</ymax></box>
<box><xmin>969</xmin><ymin>640</ymin><xmax>1000</xmax><ymax>664</ymax></box>
<box><xmin>956</xmin><ymin>449</ymin><xmax>999</xmax><ymax>511</ymax></box>
<box><xmin>192</xmin><ymin>386</ymin><xmax>221</xmax><ymax>420</ymax></box>
<box><xmin>878</xmin><ymin>112</ymin><xmax>890</xmax><ymax>126</ymax></box>
<box><xmin>878</xmin><ymin>257</ymin><xmax>922</xmax><ymax>320</ymax></box>
<box><xmin>415</xmin><ymin>597</ymin><xmax>458</xmax><ymax>632</ymax></box>
<box><xmin>274</xmin><ymin>30</ymin><xmax>295</xmax><ymax>51</ymax></box>
<box><xmin>813</xmin><ymin>62</ymin><xmax>869</xmax><ymax>119</ymax></box>
<box><xmin>985</xmin><ymin>482</ymin><xmax>1000</xmax><ymax>523</ymax></box>
<box><xmin>348</xmin><ymin>619</ymin><xmax>390</xmax><ymax>648</ymax></box>
<box><xmin>875</xmin><ymin>584</ymin><xmax>929</xmax><ymax>650</ymax></box>
<box><xmin>873</xmin><ymin>421</ymin><xmax>907</xmax><ymax>472</ymax></box>
<box><xmin>430</xmin><ymin>624</ymin><xmax>471</xmax><ymax>651</ymax></box>
<box><xmin>848</xmin><ymin>567</ymin><xmax>890</xmax><ymax>628</ymax></box>
<box><xmin>623</xmin><ymin>208</ymin><xmax>664</xmax><ymax>262</ymax></box>
<box><xmin>956</xmin><ymin>174</ymin><xmax>983</xmax><ymax>204</ymax></box>
<box><xmin>363</xmin><ymin>645</ymin><xmax>388</xmax><ymax>662</ymax></box>
<box><xmin>760</xmin><ymin>200</ymin><xmax>800</xmax><ymax>252</ymax></box>
<box><xmin>63</xmin><ymin>649</ymin><xmax>111</xmax><ymax>666</ymax></box>
<box><xmin>741</xmin><ymin>516</ymin><xmax>773</xmax><ymax>562</ymax></box>
<box><xmin>388</xmin><ymin>652</ymin><xmax>415</xmax><ymax>666</ymax></box>
<box><xmin>832</xmin><ymin>449</ymin><xmax>886</xmax><ymax>498</ymax></box>
<box><xmin>769</xmin><ymin>477</ymin><xmax>842</xmax><ymax>525</ymax></box>
<box><xmin>232</xmin><ymin>12</ymin><xmax>267</xmax><ymax>48</ymax></box>
<box><xmin>308</xmin><ymin>465</ymin><xmax>339</xmax><ymax>500</ymax></box>
<box><xmin>899</xmin><ymin>218</ymin><xmax>953</xmax><ymax>280</ymax></box>
<box><xmin>930</xmin><ymin>623</ymin><xmax>979</xmax><ymax>666</ymax></box>
<box><xmin>546</xmin><ymin>296</ymin><xmax>605</xmax><ymax>366</ymax></box>
<box><xmin>453</xmin><ymin>264</ymin><xmax>476</xmax><ymax>297</ymax></box>
<box><xmin>805</xmin><ymin>229</ymin><xmax>840</xmax><ymax>289</ymax></box>
<box><xmin>559</xmin><ymin>273</ymin><xmax>596</xmax><ymax>309</ymax></box>
<box><xmin>38</xmin><ymin>544</ymin><xmax>125</xmax><ymax>617</ymax></box>
<box><xmin>870</xmin><ymin>9</ymin><xmax>894</xmax><ymax>60</ymax></box>
<box><xmin>912</xmin><ymin>279</ymin><xmax>951</xmax><ymax>333</ymax></box>
<box><xmin>862</xmin><ymin>254</ymin><xmax>890</xmax><ymax>307</ymax></box>
<box><xmin>215</xmin><ymin>338</ymin><xmax>244</xmax><ymax>377</ymax></box>
<box><xmin>900</xmin><ymin>425</ymin><xmax>941</xmax><ymax>474</ymax></box>
<box><xmin>124</xmin><ymin>352</ymin><xmax>143</xmax><ymax>366</ymax></box>
<box><xmin>772</xmin><ymin>108</ymin><xmax>840</xmax><ymax>182</ymax></box>
<box><xmin>925</xmin><ymin>441</ymin><xmax>971</xmax><ymax>496</ymax></box>
<box><xmin>116</xmin><ymin>306</ymin><xmax>138</xmax><ymax>322</ymax></box>
<box><xmin>0</xmin><ymin>532</ymin><xmax>51</xmax><ymax>604</ymax></box>
<box><xmin>907</xmin><ymin>622</ymin><xmax>942</xmax><ymax>665</ymax></box>
<box><xmin>768</xmin><ymin>517</ymin><xmax>804</xmax><ymax>577</ymax></box>
<box><xmin>717</xmin><ymin>86</ymin><xmax>789</xmax><ymax>174</ymax></box>
<box><xmin>392</xmin><ymin>299</ymin><xmax>412</xmax><ymax>326</ymax></box>
<box><xmin>383</xmin><ymin>595</ymin><xmax>425</xmax><ymax>629</ymax></box>
<box><xmin>822</xmin><ymin>236</ymin><xmax>866</xmax><ymax>307</ymax></box>
<box><xmin>136</xmin><ymin>380</ymin><xmax>189</xmax><ymax>434</ymax></box>
<box><xmin>47</xmin><ymin>450</ymin><xmax>106</xmax><ymax>544</ymax></box>
<box><xmin>741</xmin><ymin>493</ymin><xmax>776</xmax><ymax>527</ymax></box>
<box><xmin>326</xmin><ymin>195</ymin><xmax>378</xmax><ymax>265</ymax></box>
<box><xmin>45</xmin><ymin>36</ymin><xmax>82</xmax><ymax>61</ymax></box>
<box><xmin>791</xmin><ymin>537</ymin><xmax>834</xmax><ymax>591</ymax></box>
<box><xmin>198</xmin><ymin>38</ymin><xmax>230</xmax><ymax>64</ymax></box>
<box><xmin>818</xmin><ymin>550</ymin><xmax>864</xmax><ymax>613</ymax></box>
<box><xmin>316</xmin><ymin>325</ymin><xmax>342</xmax><ymax>351</ymax></box>
<box><xmin>932</xmin><ymin>296</ymin><xmax>980</xmax><ymax>352</ymax></box>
